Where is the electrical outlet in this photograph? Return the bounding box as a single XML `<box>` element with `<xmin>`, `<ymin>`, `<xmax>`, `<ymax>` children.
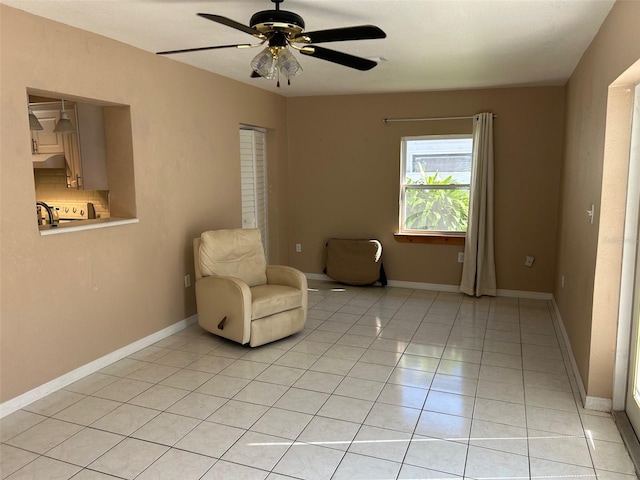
<box><xmin>525</xmin><ymin>256</ymin><xmax>535</xmax><ymax>267</ymax></box>
<box><xmin>561</xmin><ymin>274</ymin><xmax>565</xmax><ymax>288</ymax></box>
<box><xmin>295</xmin><ymin>243</ymin><xmax>302</xmax><ymax>253</ymax></box>
<box><xmin>457</xmin><ymin>252</ymin><xmax>464</xmax><ymax>263</ymax></box>
<box><xmin>184</xmin><ymin>274</ymin><xmax>191</xmax><ymax>288</ymax></box>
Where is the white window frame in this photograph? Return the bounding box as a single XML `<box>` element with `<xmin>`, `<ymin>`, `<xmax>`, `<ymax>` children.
<box><xmin>399</xmin><ymin>134</ymin><xmax>473</xmax><ymax>235</ymax></box>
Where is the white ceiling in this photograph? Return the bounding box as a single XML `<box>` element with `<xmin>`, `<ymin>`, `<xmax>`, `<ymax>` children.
<box><xmin>2</xmin><ymin>0</ymin><xmax>616</xmax><ymax>97</ymax></box>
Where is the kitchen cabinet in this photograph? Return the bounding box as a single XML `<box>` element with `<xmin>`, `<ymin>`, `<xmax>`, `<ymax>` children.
<box><xmin>30</xmin><ymin>101</ymin><xmax>109</xmax><ymax>190</ymax></box>
<box><xmin>30</xmin><ymin>104</ymin><xmax>67</xmax><ymax>155</ymax></box>
<box><xmin>75</xmin><ymin>103</ymin><xmax>109</xmax><ymax>191</ymax></box>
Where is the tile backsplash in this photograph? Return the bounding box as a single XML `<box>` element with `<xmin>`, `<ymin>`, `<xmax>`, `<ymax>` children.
<box><xmin>34</xmin><ymin>168</ymin><xmax>110</xmax><ymax>218</ymax></box>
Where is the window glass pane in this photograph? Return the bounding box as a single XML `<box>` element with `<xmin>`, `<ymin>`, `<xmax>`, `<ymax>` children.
<box><xmin>404</xmin><ymin>137</ymin><xmax>472</xmax><ymax>185</ymax></box>
<box><xmin>404</xmin><ymin>187</ymin><xmax>469</xmax><ymax>232</ymax></box>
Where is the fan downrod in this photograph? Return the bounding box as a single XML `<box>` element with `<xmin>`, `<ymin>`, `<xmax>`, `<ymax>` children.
<box><xmin>250</xmin><ymin>0</ymin><xmax>305</xmax><ymax>35</ymax></box>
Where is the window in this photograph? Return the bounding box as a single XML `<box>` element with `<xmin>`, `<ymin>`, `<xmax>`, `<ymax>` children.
<box><xmin>399</xmin><ymin>135</ymin><xmax>472</xmax><ymax>234</ymax></box>
<box><xmin>239</xmin><ymin>126</ymin><xmax>268</xmax><ymax>258</ymax></box>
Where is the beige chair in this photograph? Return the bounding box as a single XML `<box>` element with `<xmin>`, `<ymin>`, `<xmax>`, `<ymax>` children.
<box><xmin>194</xmin><ymin>228</ymin><xmax>307</xmax><ymax>347</ymax></box>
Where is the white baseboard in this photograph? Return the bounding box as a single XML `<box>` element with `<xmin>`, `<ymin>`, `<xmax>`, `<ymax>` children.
<box><xmin>496</xmin><ymin>289</ymin><xmax>553</xmax><ymax>300</ymax></box>
<box><xmin>305</xmin><ymin>273</ymin><xmax>552</xmax><ymax>300</ymax></box>
<box><xmin>0</xmin><ymin>315</ymin><xmax>198</xmax><ymax>419</ymax></box>
<box><xmin>551</xmin><ymin>298</ymin><xmax>612</xmax><ymax>412</ymax></box>
<box><xmin>584</xmin><ymin>396</ymin><xmax>613</xmax><ymax>412</ymax></box>
<box><xmin>387</xmin><ymin>279</ymin><xmax>460</xmax><ymax>292</ymax></box>
<box><xmin>551</xmin><ymin>297</ymin><xmax>588</xmax><ymax>406</ymax></box>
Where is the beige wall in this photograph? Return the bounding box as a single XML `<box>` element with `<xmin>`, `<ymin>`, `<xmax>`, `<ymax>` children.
<box><xmin>286</xmin><ymin>87</ymin><xmax>565</xmax><ymax>292</ymax></box>
<box><xmin>555</xmin><ymin>0</ymin><xmax>640</xmax><ymax>399</ymax></box>
<box><xmin>0</xmin><ymin>5</ymin><xmax>289</xmax><ymax>402</ymax></box>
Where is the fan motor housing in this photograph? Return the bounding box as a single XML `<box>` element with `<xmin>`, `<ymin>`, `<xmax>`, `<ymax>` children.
<box><xmin>250</xmin><ymin>9</ymin><xmax>305</xmax><ymax>35</ymax></box>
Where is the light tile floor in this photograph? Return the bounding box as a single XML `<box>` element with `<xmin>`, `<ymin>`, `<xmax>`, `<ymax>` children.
<box><xmin>1</xmin><ymin>281</ymin><xmax>637</xmax><ymax>479</ymax></box>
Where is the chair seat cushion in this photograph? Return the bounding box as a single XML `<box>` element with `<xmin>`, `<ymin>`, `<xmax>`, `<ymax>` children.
<box><xmin>251</xmin><ymin>284</ymin><xmax>303</xmax><ymax>320</ymax></box>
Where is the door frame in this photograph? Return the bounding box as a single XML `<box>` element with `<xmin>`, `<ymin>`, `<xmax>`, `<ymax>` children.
<box><xmin>613</xmin><ymin>81</ymin><xmax>640</xmax><ymax>411</ymax></box>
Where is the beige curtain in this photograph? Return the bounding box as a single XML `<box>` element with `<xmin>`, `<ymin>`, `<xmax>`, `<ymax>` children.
<box><xmin>460</xmin><ymin>112</ymin><xmax>496</xmax><ymax>297</ymax></box>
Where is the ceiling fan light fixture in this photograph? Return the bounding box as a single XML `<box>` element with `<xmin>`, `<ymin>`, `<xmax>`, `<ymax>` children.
<box><xmin>251</xmin><ymin>46</ymin><xmax>277</xmax><ymax>79</ymax></box>
<box><xmin>277</xmin><ymin>47</ymin><xmax>302</xmax><ymax>79</ymax></box>
<box><xmin>28</xmin><ymin>107</ymin><xmax>43</xmax><ymax>131</ymax></box>
<box><xmin>158</xmin><ymin>1</ymin><xmax>386</xmax><ymax>83</ymax></box>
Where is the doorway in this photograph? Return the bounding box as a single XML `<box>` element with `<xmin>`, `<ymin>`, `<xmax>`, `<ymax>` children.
<box><xmin>611</xmin><ymin>80</ymin><xmax>640</xmax><ymax>473</ymax></box>
<box><xmin>624</xmin><ymin>83</ymin><xmax>640</xmax><ymax>431</ymax></box>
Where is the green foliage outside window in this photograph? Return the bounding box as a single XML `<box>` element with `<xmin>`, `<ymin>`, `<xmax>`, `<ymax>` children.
<box><xmin>404</xmin><ymin>169</ymin><xmax>470</xmax><ymax>232</ymax></box>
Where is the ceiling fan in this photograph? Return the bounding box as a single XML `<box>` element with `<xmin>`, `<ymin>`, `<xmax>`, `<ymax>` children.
<box><xmin>156</xmin><ymin>0</ymin><xmax>386</xmax><ymax>85</ymax></box>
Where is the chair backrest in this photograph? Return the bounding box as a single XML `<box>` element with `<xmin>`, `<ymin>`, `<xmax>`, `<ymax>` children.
<box><xmin>197</xmin><ymin>229</ymin><xmax>267</xmax><ymax>286</ymax></box>
<box><xmin>193</xmin><ymin>237</ymin><xmax>204</xmax><ymax>280</ymax></box>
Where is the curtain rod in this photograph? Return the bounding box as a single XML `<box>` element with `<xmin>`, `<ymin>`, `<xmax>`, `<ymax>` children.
<box><xmin>383</xmin><ymin>114</ymin><xmax>497</xmax><ymax>124</ymax></box>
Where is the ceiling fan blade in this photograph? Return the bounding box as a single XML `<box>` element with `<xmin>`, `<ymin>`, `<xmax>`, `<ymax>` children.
<box><xmin>300</xmin><ymin>46</ymin><xmax>378</xmax><ymax>71</ymax></box>
<box><xmin>157</xmin><ymin>44</ymin><xmax>251</xmax><ymax>55</ymax></box>
<box><xmin>197</xmin><ymin>13</ymin><xmax>263</xmax><ymax>37</ymax></box>
<box><xmin>292</xmin><ymin>25</ymin><xmax>385</xmax><ymax>44</ymax></box>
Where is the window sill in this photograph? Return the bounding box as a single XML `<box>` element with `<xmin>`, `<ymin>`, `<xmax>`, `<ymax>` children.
<box><xmin>39</xmin><ymin>218</ymin><xmax>139</xmax><ymax>236</ymax></box>
<box><xmin>394</xmin><ymin>233</ymin><xmax>466</xmax><ymax>245</ymax></box>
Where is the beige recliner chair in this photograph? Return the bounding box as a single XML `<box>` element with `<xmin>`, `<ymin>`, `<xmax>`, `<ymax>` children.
<box><xmin>193</xmin><ymin>228</ymin><xmax>307</xmax><ymax>347</ymax></box>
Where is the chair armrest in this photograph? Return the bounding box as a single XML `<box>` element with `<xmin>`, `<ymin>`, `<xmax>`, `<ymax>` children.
<box><xmin>266</xmin><ymin>265</ymin><xmax>307</xmax><ymax>289</ymax></box>
<box><xmin>266</xmin><ymin>265</ymin><xmax>308</xmax><ymax>314</ymax></box>
<box><xmin>195</xmin><ymin>275</ymin><xmax>252</xmax><ymax>344</ymax></box>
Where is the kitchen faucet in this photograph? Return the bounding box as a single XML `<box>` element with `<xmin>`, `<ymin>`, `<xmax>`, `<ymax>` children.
<box><xmin>36</xmin><ymin>201</ymin><xmax>57</xmax><ymax>227</ymax></box>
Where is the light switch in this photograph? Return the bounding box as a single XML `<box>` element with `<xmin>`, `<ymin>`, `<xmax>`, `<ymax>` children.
<box><xmin>587</xmin><ymin>204</ymin><xmax>595</xmax><ymax>224</ymax></box>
